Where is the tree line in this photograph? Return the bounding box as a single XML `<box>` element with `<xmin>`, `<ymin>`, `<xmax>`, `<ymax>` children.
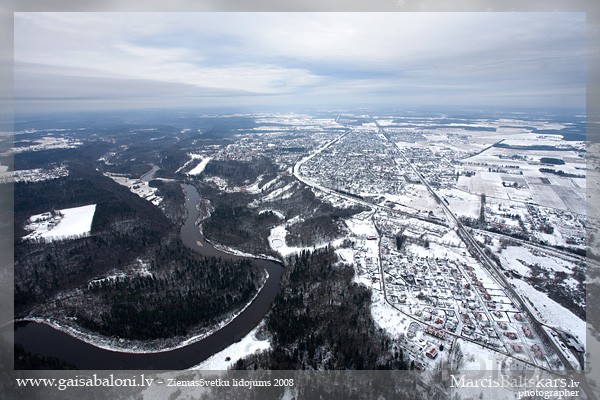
<box><xmin>67</xmin><ymin>238</ymin><xmax>265</xmax><ymax>341</ymax></box>
<box><xmin>14</xmin><ymin>165</ymin><xmax>173</xmax><ymax>315</ymax></box>
<box><xmin>234</xmin><ymin>247</ymin><xmax>408</xmax><ymax>370</ymax></box>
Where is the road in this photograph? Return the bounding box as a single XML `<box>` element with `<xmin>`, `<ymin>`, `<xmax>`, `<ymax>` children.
<box><xmin>373</xmin><ymin>119</ymin><xmax>573</xmax><ymax>364</ymax></box>
<box><xmin>290</xmin><ymin>116</ymin><xmax>596</xmax><ymax>398</ymax></box>
<box><xmin>374</xmin><ymin>118</ymin><xmax>598</xmax><ymax>400</ymax></box>
<box><xmin>292</xmin><ymin>118</ymin><xmax>558</xmax><ymax>371</ymax></box>
<box><xmin>292</xmin><ymin>129</ymin><xmax>449</xmax><ymax>227</ymax></box>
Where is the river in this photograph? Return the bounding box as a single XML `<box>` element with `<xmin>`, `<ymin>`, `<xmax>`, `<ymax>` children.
<box><xmin>13</xmin><ymin>182</ymin><xmax>284</xmax><ymax>369</ymax></box>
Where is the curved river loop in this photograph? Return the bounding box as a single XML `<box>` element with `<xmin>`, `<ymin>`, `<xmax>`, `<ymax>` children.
<box><xmin>13</xmin><ymin>179</ymin><xmax>284</xmax><ymax>370</ymax></box>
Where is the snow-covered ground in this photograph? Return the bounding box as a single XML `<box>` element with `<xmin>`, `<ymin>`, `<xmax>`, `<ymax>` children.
<box><xmin>438</xmin><ymin>188</ymin><xmax>481</xmax><ymax>220</ymax></box>
<box><xmin>0</xmin><ymin>166</ymin><xmax>69</xmax><ymax>184</ymax></box>
<box><xmin>188</xmin><ymin>156</ymin><xmax>212</xmax><ymax>175</ymax></box>
<box><xmin>268</xmin><ymin>225</ymin><xmax>305</xmax><ymax>257</ymax></box>
<box><xmin>344</xmin><ymin>213</ymin><xmax>378</xmax><ymax>238</ymax></box>
<box><xmin>509</xmin><ymin>277</ymin><xmax>585</xmax><ymax>342</ymax></box>
<box><xmin>455</xmin><ymin>140</ymin><xmax>586</xmax><ymax>213</ymax></box>
<box><xmin>175</xmin><ymin>153</ymin><xmax>201</xmax><ymax>173</ymax></box>
<box><xmin>344</xmin><ymin>214</ymin><xmax>381</xmax><ymax>287</ymax></box>
<box><xmin>6</xmin><ymin>136</ymin><xmax>82</xmax><ymax>155</ymax></box>
<box><xmin>371</xmin><ymin>291</ymin><xmax>410</xmax><ymax>338</ymax></box>
<box><xmin>20</xmin><ymin>166</ymin><xmax>68</xmax><ymax>182</ymax></box>
<box><xmin>88</xmin><ymin>259</ymin><xmax>154</xmax><ymax>288</ymax></box>
<box><xmin>457</xmin><ymin>338</ymin><xmax>506</xmax><ymax>371</ymax></box>
<box><xmin>452</xmin><ymin>340</ymin><xmax>526</xmax><ymax>400</ymax></box>
<box><xmin>335</xmin><ymin>248</ymin><xmax>353</xmax><ymax>264</ymax></box>
<box><xmin>191</xmin><ymin>322</ymin><xmax>270</xmax><ymax>370</ymax></box>
<box><xmin>209</xmin><ymin>240</ymin><xmax>280</xmax><ymax>263</ymax></box>
<box><xmin>499</xmin><ymin>246</ymin><xmax>574</xmax><ymax>276</ymax></box>
<box><xmin>23</xmin><ymin>204</ymin><xmax>96</xmax><ymax>242</ymax></box>
<box><xmin>267</xmin><ymin>223</ymin><xmax>344</xmax><ymax>259</ymax></box>
<box><xmin>105</xmin><ymin>173</ymin><xmax>162</xmax><ymax>206</ymax></box>
<box><xmin>261</xmin><ymin>181</ymin><xmax>298</xmax><ymax>202</ymax></box>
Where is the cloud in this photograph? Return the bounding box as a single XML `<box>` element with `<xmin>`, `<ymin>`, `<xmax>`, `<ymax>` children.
<box><xmin>14</xmin><ymin>12</ymin><xmax>586</xmax><ymax>111</ymax></box>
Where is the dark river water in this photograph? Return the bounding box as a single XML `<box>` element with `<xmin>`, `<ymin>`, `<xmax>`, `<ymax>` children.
<box><xmin>13</xmin><ymin>182</ymin><xmax>284</xmax><ymax>370</ymax></box>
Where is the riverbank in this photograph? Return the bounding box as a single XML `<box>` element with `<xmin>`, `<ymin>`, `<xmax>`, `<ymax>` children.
<box><xmin>14</xmin><ymin>182</ymin><xmax>285</xmax><ymax>369</ymax></box>
<box><xmin>208</xmin><ymin>239</ymin><xmax>282</xmax><ymax>263</ymax></box>
<box><xmin>15</xmin><ymin>272</ymin><xmax>268</xmax><ymax>354</ymax></box>
<box><xmin>191</xmin><ymin>321</ymin><xmax>271</xmax><ymax>370</ymax></box>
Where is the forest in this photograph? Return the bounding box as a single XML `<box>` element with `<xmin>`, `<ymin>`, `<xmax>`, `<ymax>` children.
<box><xmin>539</xmin><ymin>168</ymin><xmax>585</xmax><ymax>179</ymax></box>
<box><xmin>198</xmin><ymin>169</ymin><xmax>366</xmax><ymax>257</ymax></box>
<box><xmin>14</xmin><ymin>164</ymin><xmax>172</xmax><ymax>315</ymax></box>
<box><xmin>14</xmin><ymin>157</ymin><xmax>266</xmax><ymax>341</ymax></box>
<box><xmin>202</xmin><ymin>158</ymin><xmax>278</xmax><ymax>187</ymax></box>
<box><xmin>203</xmin><ymin>203</ymin><xmax>280</xmax><ymax>254</ymax></box>
<box><xmin>233</xmin><ymin>247</ymin><xmax>408</xmax><ymax>370</ymax></box>
<box><xmin>148</xmin><ymin>179</ymin><xmax>186</xmax><ymax>225</ymax></box>
<box><xmin>72</xmin><ymin>238</ymin><xmax>265</xmax><ymax>340</ymax></box>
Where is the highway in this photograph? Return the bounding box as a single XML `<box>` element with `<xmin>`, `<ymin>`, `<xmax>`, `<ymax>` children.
<box><xmin>373</xmin><ymin>119</ymin><xmax>573</xmax><ymax>368</ymax></box>
<box><xmin>375</xmin><ymin>118</ymin><xmax>598</xmax><ymax>400</ymax></box>
<box><xmin>290</xmin><ymin>116</ymin><xmax>596</xmax><ymax>398</ymax></box>
<box><xmin>293</xmin><ymin>118</ymin><xmax>559</xmax><ymax>370</ymax></box>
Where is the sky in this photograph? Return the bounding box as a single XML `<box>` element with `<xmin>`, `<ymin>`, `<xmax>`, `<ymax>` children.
<box><xmin>13</xmin><ymin>12</ymin><xmax>586</xmax><ymax>113</ymax></box>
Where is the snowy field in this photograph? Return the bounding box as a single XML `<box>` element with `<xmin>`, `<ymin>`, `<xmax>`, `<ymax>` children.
<box><xmin>105</xmin><ymin>173</ymin><xmax>162</xmax><ymax>206</ymax></box>
<box><xmin>499</xmin><ymin>246</ymin><xmax>575</xmax><ymax>276</ymax></box>
<box><xmin>344</xmin><ymin>214</ymin><xmax>381</xmax><ymax>287</ymax></box>
<box><xmin>371</xmin><ymin>291</ymin><xmax>411</xmax><ymax>338</ymax></box>
<box><xmin>267</xmin><ymin>223</ymin><xmax>344</xmax><ymax>259</ymax></box>
<box><xmin>17</xmin><ymin>166</ymin><xmax>68</xmax><ymax>182</ymax></box>
<box><xmin>192</xmin><ymin>322</ymin><xmax>271</xmax><ymax>370</ymax></box>
<box><xmin>7</xmin><ymin>136</ymin><xmax>83</xmax><ymax>155</ymax></box>
<box><xmin>188</xmin><ymin>156</ymin><xmax>212</xmax><ymax>175</ymax></box>
<box><xmin>344</xmin><ymin>213</ymin><xmax>378</xmax><ymax>238</ymax></box>
<box><xmin>452</xmin><ymin>340</ymin><xmax>529</xmax><ymax>400</ymax></box>
<box><xmin>268</xmin><ymin>224</ymin><xmax>304</xmax><ymax>257</ymax></box>
<box><xmin>454</xmin><ymin>133</ymin><xmax>586</xmax><ymax>214</ymax></box>
<box><xmin>509</xmin><ymin>277</ymin><xmax>585</xmax><ymax>342</ymax></box>
<box><xmin>383</xmin><ymin>184</ymin><xmax>446</xmax><ymax>218</ymax></box>
<box><xmin>0</xmin><ymin>166</ymin><xmax>69</xmax><ymax>184</ymax></box>
<box><xmin>458</xmin><ymin>338</ymin><xmax>506</xmax><ymax>372</ymax></box>
<box><xmin>23</xmin><ymin>204</ymin><xmax>96</xmax><ymax>242</ymax></box>
<box><xmin>437</xmin><ymin>188</ymin><xmax>481</xmax><ymax>220</ymax></box>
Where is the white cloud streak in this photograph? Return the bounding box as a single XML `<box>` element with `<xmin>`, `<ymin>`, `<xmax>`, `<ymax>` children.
<box><xmin>14</xmin><ymin>12</ymin><xmax>586</xmax><ymax>111</ymax></box>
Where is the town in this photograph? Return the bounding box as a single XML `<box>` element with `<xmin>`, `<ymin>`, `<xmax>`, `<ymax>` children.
<box><xmin>8</xmin><ymin>110</ymin><xmax>592</xmax><ymax>375</ymax></box>
<box><xmin>186</xmin><ymin>111</ymin><xmax>591</xmax><ymax>372</ymax></box>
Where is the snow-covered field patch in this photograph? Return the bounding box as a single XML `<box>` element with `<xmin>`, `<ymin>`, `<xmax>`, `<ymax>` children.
<box><xmin>191</xmin><ymin>322</ymin><xmax>271</xmax><ymax>370</ymax></box>
<box><xmin>344</xmin><ymin>213</ymin><xmax>378</xmax><ymax>238</ymax></box>
<box><xmin>261</xmin><ymin>181</ymin><xmax>297</xmax><ymax>201</ymax></box>
<box><xmin>499</xmin><ymin>246</ymin><xmax>573</xmax><ymax>275</ymax></box>
<box><xmin>335</xmin><ymin>248</ymin><xmax>353</xmax><ymax>264</ymax></box>
<box><xmin>188</xmin><ymin>156</ymin><xmax>212</xmax><ymax>175</ymax></box>
<box><xmin>23</xmin><ymin>204</ymin><xmax>96</xmax><ymax>242</ymax></box>
<box><xmin>371</xmin><ymin>291</ymin><xmax>410</xmax><ymax>338</ymax></box>
<box><xmin>509</xmin><ymin>278</ymin><xmax>585</xmax><ymax>342</ymax></box>
<box><xmin>105</xmin><ymin>173</ymin><xmax>162</xmax><ymax>206</ymax></box>
<box><xmin>457</xmin><ymin>338</ymin><xmax>506</xmax><ymax>372</ymax></box>
<box><xmin>8</xmin><ymin>137</ymin><xmax>82</xmax><ymax>154</ymax></box>
<box><xmin>0</xmin><ymin>166</ymin><xmax>69</xmax><ymax>184</ymax></box>
<box><xmin>438</xmin><ymin>188</ymin><xmax>481</xmax><ymax>220</ymax></box>
<box><xmin>268</xmin><ymin>225</ymin><xmax>305</xmax><ymax>257</ymax></box>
